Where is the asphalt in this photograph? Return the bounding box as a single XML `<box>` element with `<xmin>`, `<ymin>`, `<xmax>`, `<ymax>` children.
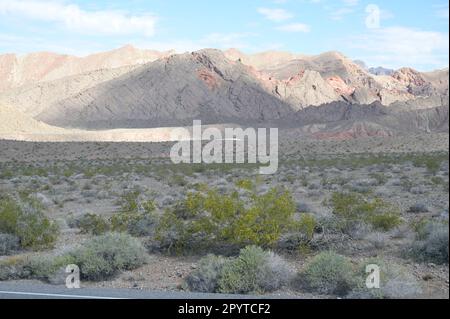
<box><xmin>0</xmin><ymin>282</ymin><xmax>279</xmax><ymax>299</ymax></box>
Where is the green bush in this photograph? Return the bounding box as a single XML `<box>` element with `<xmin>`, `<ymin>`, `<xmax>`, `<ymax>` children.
<box><xmin>296</xmin><ymin>214</ymin><xmax>317</xmax><ymax>242</ymax></box>
<box><xmin>111</xmin><ymin>192</ymin><xmax>157</xmax><ymax>236</ymax></box>
<box><xmin>0</xmin><ymin>196</ymin><xmax>59</xmax><ymax>250</ymax></box>
<box><xmin>76</xmin><ymin>213</ymin><xmax>111</xmax><ymax>235</ymax></box>
<box><xmin>300</xmin><ymin>251</ymin><xmax>357</xmax><ymax>296</ymax></box>
<box><xmin>329</xmin><ymin>192</ymin><xmax>402</xmax><ymax>233</ymax></box>
<box><xmin>184</xmin><ymin>255</ymin><xmax>227</xmax><ymax>293</ymax></box>
<box><xmin>367</xmin><ymin>212</ymin><xmax>402</xmax><ymax>232</ymax></box>
<box><xmin>154</xmin><ymin>187</ymin><xmax>296</xmax><ymax>254</ymax></box>
<box><xmin>68</xmin><ymin>232</ymin><xmax>147</xmax><ymax>281</ymax></box>
<box><xmin>24</xmin><ymin>255</ymin><xmax>76</xmax><ymax>281</ymax></box>
<box><xmin>217</xmin><ymin>246</ymin><xmax>293</xmax><ymax>294</ymax></box>
<box><xmin>110</xmin><ymin>209</ymin><xmax>157</xmax><ymax>236</ymax></box>
<box><xmin>278</xmin><ymin>214</ymin><xmax>318</xmax><ymax>253</ymax></box>
<box><xmin>185</xmin><ymin>246</ymin><xmax>293</xmax><ymax>294</ymax></box>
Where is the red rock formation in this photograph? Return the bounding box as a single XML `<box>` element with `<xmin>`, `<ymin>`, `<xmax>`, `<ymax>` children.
<box><xmin>326</xmin><ymin>76</ymin><xmax>355</xmax><ymax>96</ymax></box>
<box><xmin>197</xmin><ymin>69</ymin><xmax>219</xmax><ymax>90</ymax></box>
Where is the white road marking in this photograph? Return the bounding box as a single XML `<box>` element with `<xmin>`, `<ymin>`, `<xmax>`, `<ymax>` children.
<box><xmin>0</xmin><ymin>290</ymin><xmax>127</xmax><ymax>299</ymax></box>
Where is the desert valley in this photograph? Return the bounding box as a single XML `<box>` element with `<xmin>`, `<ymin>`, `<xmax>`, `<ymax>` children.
<box><xmin>0</xmin><ymin>44</ymin><xmax>448</xmax><ymax>299</ymax></box>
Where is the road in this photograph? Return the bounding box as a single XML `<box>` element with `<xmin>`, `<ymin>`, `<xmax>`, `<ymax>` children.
<box><xmin>0</xmin><ymin>282</ymin><xmax>282</xmax><ymax>299</ymax></box>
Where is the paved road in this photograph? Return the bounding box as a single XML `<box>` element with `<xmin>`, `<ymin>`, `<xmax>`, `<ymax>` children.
<box><xmin>0</xmin><ymin>282</ymin><xmax>281</xmax><ymax>299</ymax></box>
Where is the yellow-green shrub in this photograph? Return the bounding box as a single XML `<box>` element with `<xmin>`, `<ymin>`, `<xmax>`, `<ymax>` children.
<box><xmin>0</xmin><ymin>196</ymin><xmax>59</xmax><ymax>250</ymax></box>
<box><xmin>329</xmin><ymin>192</ymin><xmax>402</xmax><ymax>232</ymax></box>
<box><xmin>154</xmin><ymin>187</ymin><xmax>296</xmax><ymax>253</ymax></box>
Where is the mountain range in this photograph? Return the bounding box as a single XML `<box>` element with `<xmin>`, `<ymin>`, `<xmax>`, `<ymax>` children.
<box><xmin>0</xmin><ymin>45</ymin><xmax>448</xmax><ymax>140</ymax></box>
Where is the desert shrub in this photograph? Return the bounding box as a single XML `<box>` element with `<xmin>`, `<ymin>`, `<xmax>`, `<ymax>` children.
<box><xmin>169</xmin><ymin>175</ymin><xmax>188</xmax><ymax>187</ymax></box>
<box><xmin>0</xmin><ymin>256</ymin><xmax>28</xmax><ymax>281</ymax></box>
<box><xmin>111</xmin><ymin>195</ymin><xmax>157</xmax><ymax>236</ymax></box>
<box><xmin>235</xmin><ymin>179</ymin><xmax>253</xmax><ymax>191</ymax></box>
<box><xmin>24</xmin><ymin>255</ymin><xmax>76</xmax><ymax>281</ymax></box>
<box><xmin>151</xmin><ymin>211</ymin><xmax>187</xmax><ymax>254</ymax></box>
<box><xmin>278</xmin><ymin>214</ymin><xmax>318</xmax><ymax>253</ymax></box>
<box><xmin>364</xmin><ymin>232</ymin><xmax>388</xmax><ymax>249</ymax></box>
<box><xmin>366</xmin><ymin>212</ymin><xmax>402</xmax><ymax>232</ymax></box>
<box><xmin>110</xmin><ymin>209</ymin><xmax>158</xmax><ymax>236</ymax></box>
<box><xmin>76</xmin><ymin>213</ymin><xmax>111</xmax><ymax>235</ymax></box>
<box><xmin>68</xmin><ymin>232</ymin><xmax>147</xmax><ymax>281</ymax></box>
<box><xmin>0</xmin><ymin>233</ymin><xmax>20</xmax><ymax>255</ymax></box>
<box><xmin>409</xmin><ymin>221</ymin><xmax>448</xmax><ymax>264</ymax></box>
<box><xmin>217</xmin><ymin>246</ymin><xmax>293</xmax><ymax>294</ymax></box>
<box><xmin>296</xmin><ymin>214</ymin><xmax>317</xmax><ymax>241</ymax></box>
<box><xmin>172</xmin><ymin>192</ymin><xmax>205</xmax><ymax>219</ymax></box>
<box><xmin>118</xmin><ymin>191</ymin><xmax>140</xmax><ymax>213</ymax></box>
<box><xmin>184</xmin><ymin>255</ymin><xmax>227</xmax><ymax>293</ymax></box>
<box><xmin>0</xmin><ymin>196</ymin><xmax>59</xmax><ymax>250</ymax></box>
<box><xmin>232</xmin><ymin>188</ymin><xmax>296</xmax><ymax>246</ymax></box>
<box><xmin>154</xmin><ymin>187</ymin><xmax>296</xmax><ymax>254</ymax></box>
<box><xmin>328</xmin><ymin>192</ymin><xmax>402</xmax><ymax>233</ymax></box>
<box><xmin>185</xmin><ymin>246</ymin><xmax>293</xmax><ymax>294</ymax></box>
<box><xmin>350</xmin><ymin>259</ymin><xmax>422</xmax><ymax>299</ymax></box>
<box><xmin>300</xmin><ymin>251</ymin><xmax>357</xmax><ymax>296</ymax></box>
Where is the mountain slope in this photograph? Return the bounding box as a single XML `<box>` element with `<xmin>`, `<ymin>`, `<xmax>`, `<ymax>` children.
<box><xmin>0</xmin><ymin>45</ymin><xmax>173</xmax><ymax>93</ymax></box>
<box><xmin>36</xmin><ymin>49</ymin><xmax>293</xmax><ymax>129</ymax></box>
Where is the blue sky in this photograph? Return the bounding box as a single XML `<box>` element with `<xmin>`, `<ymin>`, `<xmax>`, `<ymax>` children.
<box><xmin>0</xmin><ymin>0</ymin><xmax>448</xmax><ymax>70</ymax></box>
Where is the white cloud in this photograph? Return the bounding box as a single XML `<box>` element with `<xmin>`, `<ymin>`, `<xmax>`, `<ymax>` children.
<box><xmin>257</xmin><ymin>7</ymin><xmax>294</xmax><ymax>22</ymax></box>
<box><xmin>330</xmin><ymin>7</ymin><xmax>354</xmax><ymax>20</ymax></box>
<box><xmin>342</xmin><ymin>0</ymin><xmax>359</xmax><ymax>7</ymax></box>
<box><xmin>349</xmin><ymin>27</ymin><xmax>449</xmax><ymax>70</ymax></box>
<box><xmin>276</xmin><ymin>23</ymin><xmax>311</xmax><ymax>32</ymax></box>
<box><xmin>330</xmin><ymin>0</ymin><xmax>360</xmax><ymax>20</ymax></box>
<box><xmin>0</xmin><ymin>0</ymin><xmax>157</xmax><ymax>36</ymax></box>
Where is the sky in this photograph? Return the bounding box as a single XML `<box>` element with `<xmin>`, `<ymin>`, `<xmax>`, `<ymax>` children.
<box><xmin>0</xmin><ymin>0</ymin><xmax>448</xmax><ymax>71</ymax></box>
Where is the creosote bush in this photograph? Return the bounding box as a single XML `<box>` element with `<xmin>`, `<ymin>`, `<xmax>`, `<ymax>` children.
<box><xmin>154</xmin><ymin>187</ymin><xmax>296</xmax><ymax>254</ymax></box>
<box><xmin>0</xmin><ymin>195</ymin><xmax>59</xmax><ymax>250</ymax></box>
<box><xmin>184</xmin><ymin>246</ymin><xmax>294</xmax><ymax>294</ymax></box>
<box><xmin>328</xmin><ymin>192</ymin><xmax>402</xmax><ymax>233</ymax></box>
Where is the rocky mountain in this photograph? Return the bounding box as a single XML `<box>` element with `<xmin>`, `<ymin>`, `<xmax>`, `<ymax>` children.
<box><xmin>35</xmin><ymin>49</ymin><xmax>293</xmax><ymax>129</ymax></box>
<box><xmin>0</xmin><ymin>45</ymin><xmax>173</xmax><ymax>93</ymax></box>
<box><xmin>0</xmin><ymin>46</ymin><xmax>448</xmax><ymax>140</ymax></box>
